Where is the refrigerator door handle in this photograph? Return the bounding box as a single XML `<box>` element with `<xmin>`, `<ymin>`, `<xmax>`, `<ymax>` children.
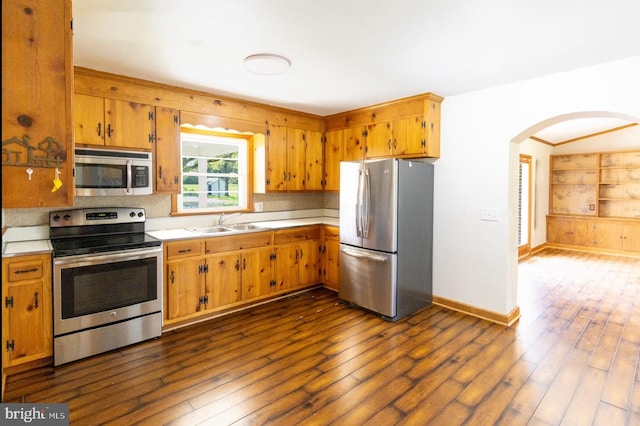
<box><xmin>341</xmin><ymin>248</ymin><xmax>388</xmax><ymax>262</ymax></box>
<box><xmin>362</xmin><ymin>168</ymin><xmax>370</xmax><ymax>238</ymax></box>
<box><xmin>356</xmin><ymin>169</ymin><xmax>364</xmax><ymax>237</ymax></box>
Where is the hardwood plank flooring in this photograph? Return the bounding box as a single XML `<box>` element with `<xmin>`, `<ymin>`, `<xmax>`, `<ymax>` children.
<box><xmin>4</xmin><ymin>248</ymin><xmax>640</xmax><ymax>425</ymax></box>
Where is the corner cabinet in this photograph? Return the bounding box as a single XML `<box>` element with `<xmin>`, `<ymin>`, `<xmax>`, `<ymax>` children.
<box><xmin>2</xmin><ymin>253</ymin><xmax>53</xmax><ymax>369</ymax></box>
<box><xmin>547</xmin><ymin>150</ymin><xmax>640</xmax><ymax>255</ymax></box>
<box><xmin>323</xmin><ymin>92</ymin><xmax>443</xmax><ymax>167</ymax></box>
<box><xmin>322</xmin><ymin>226</ymin><xmax>340</xmax><ymax>291</ymax></box>
<box><xmin>2</xmin><ymin>0</ymin><xmax>74</xmax><ymax>208</ymax></box>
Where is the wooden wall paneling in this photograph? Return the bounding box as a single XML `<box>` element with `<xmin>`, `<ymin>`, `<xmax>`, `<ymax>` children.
<box><xmin>2</xmin><ymin>0</ymin><xmax>74</xmax><ymax>208</ymax></box>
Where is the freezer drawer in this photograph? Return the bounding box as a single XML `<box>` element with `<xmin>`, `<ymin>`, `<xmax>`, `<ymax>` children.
<box><xmin>339</xmin><ymin>244</ymin><xmax>397</xmax><ymax>318</ymax></box>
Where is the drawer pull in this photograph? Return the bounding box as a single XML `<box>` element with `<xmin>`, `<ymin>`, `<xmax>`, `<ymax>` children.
<box><xmin>14</xmin><ymin>267</ymin><xmax>39</xmax><ymax>275</ymax></box>
<box><xmin>178</xmin><ymin>248</ymin><xmax>192</xmax><ymax>253</ymax></box>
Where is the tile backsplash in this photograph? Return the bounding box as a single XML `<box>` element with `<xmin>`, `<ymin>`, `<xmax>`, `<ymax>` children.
<box><xmin>3</xmin><ymin>192</ymin><xmax>340</xmax><ymax>227</ymax></box>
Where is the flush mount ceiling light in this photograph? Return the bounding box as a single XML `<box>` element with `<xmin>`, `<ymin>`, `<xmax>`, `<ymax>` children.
<box><xmin>243</xmin><ymin>53</ymin><xmax>291</xmax><ymax>75</ymax></box>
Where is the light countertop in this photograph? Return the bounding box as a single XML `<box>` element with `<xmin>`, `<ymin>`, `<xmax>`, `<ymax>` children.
<box><xmin>147</xmin><ymin>216</ymin><xmax>339</xmax><ymax>241</ymax></box>
<box><xmin>3</xmin><ymin>215</ymin><xmax>339</xmax><ymax>256</ymax></box>
<box><xmin>3</xmin><ymin>239</ymin><xmax>53</xmax><ymax>257</ymax></box>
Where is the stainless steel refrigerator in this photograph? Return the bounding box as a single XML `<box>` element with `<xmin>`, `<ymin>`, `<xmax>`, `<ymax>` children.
<box><xmin>339</xmin><ymin>158</ymin><xmax>434</xmax><ymax>321</ymax></box>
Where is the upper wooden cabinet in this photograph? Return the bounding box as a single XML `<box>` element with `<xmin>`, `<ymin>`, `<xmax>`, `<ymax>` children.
<box><xmin>265</xmin><ymin>124</ymin><xmax>324</xmax><ymax>192</ymax></box>
<box><xmin>154</xmin><ymin>107</ymin><xmax>181</xmax><ymax>193</ymax></box>
<box><xmin>1</xmin><ymin>0</ymin><xmax>74</xmax><ymax>208</ymax></box>
<box><xmin>323</xmin><ymin>129</ymin><xmax>343</xmax><ymax>191</ymax></box>
<box><xmin>305</xmin><ymin>130</ymin><xmax>324</xmax><ymax>190</ymax></box>
<box><xmin>74</xmin><ymin>94</ymin><xmax>155</xmax><ymax>150</ymax></box>
<box><xmin>324</xmin><ymin>92</ymin><xmax>443</xmax><ymax>161</ymax></box>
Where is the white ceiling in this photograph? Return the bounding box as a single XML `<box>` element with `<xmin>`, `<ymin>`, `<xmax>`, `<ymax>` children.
<box><xmin>73</xmin><ymin>0</ymin><xmax>640</xmax><ymax>144</ymax></box>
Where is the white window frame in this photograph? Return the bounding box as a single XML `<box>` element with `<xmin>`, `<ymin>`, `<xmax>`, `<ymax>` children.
<box><xmin>176</xmin><ymin>130</ymin><xmax>250</xmax><ymax>214</ymax></box>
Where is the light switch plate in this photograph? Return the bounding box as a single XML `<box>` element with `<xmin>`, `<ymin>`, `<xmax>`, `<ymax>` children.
<box><xmin>254</xmin><ymin>202</ymin><xmax>263</xmax><ymax>212</ymax></box>
<box><xmin>480</xmin><ymin>207</ymin><xmax>499</xmax><ymax>221</ymax></box>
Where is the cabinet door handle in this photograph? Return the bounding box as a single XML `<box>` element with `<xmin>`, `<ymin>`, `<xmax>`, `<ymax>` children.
<box><xmin>235</xmin><ymin>259</ymin><xmax>240</xmax><ymax>271</ymax></box>
<box><xmin>243</xmin><ymin>258</ymin><xmax>247</xmax><ymax>270</ymax></box>
<box><xmin>170</xmin><ymin>270</ymin><xmax>175</xmax><ymax>284</ymax></box>
<box><xmin>97</xmin><ymin>122</ymin><xmax>102</xmax><ymax>137</ymax></box>
<box><xmin>34</xmin><ymin>292</ymin><xmax>39</xmax><ymax>309</ymax></box>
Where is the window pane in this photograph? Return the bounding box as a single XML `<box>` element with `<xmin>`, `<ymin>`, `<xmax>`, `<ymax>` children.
<box><xmin>178</xmin><ymin>132</ymin><xmax>248</xmax><ymax>213</ymax></box>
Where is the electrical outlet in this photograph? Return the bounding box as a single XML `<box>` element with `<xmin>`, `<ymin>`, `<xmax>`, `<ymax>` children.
<box><xmin>480</xmin><ymin>208</ymin><xmax>499</xmax><ymax>221</ymax></box>
<box><xmin>254</xmin><ymin>202</ymin><xmax>263</xmax><ymax>212</ymax></box>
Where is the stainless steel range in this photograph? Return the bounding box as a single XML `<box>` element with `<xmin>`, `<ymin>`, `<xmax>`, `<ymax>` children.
<box><xmin>50</xmin><ymin>207</ymin><xmax>163</xmax><ymax>365</ymax></box>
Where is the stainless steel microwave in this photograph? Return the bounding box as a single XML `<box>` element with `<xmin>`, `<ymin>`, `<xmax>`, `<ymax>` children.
<box><xmin>75</xmin><ymin>148</ymin><xmax>153</xmax><ymax>196</ymax></box>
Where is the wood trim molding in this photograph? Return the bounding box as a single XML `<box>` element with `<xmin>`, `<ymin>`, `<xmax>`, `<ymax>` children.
<box><xmin>531</xmin><ymin>123</ymin><xmax>638</xmax><ymax>146</ymax></box>
<box><xmin>432</xmin><ymin>296</ymin><xmax>521</xmax><ymax>327</ymax></box>
<box><xmin>542</xmin><ymin>243</ymin><xmax>640</xmax><ymax>258</ymax></box>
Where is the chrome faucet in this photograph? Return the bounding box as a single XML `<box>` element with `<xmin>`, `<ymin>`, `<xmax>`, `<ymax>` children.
<box><xmin>218</xmin><ymin>212</ymin><xmax>241</xmax><ymax>226</ymax></box>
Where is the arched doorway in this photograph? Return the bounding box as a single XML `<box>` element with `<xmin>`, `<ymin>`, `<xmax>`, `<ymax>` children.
<box><xmin>510</xmin><ymin>110</ymin><xmax>640</xmax><ymax>307</ymax></box>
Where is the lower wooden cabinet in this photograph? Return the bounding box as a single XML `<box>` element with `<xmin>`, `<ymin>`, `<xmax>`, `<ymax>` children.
<box><xmin>322</xmin><ymin>226</ymin><xmax>340</xmax><ymax>291</ymax></box>
<box><xmin>1</xmin><ymin>253</ymin><xmax>53</xmax><ymax>369</ymax></box>
<box><xmin>546</xmin><ymin>216</ymin><xmax>595</xmax><ymax>247</ymax></box>
<box><xmin>547</xmin><ymin>215</ymin><xmax>640</xmax><ymax>254</ymax></box>
<box><xmin>593</xmin><ymin>221</ymin><xmax>640</xmax><ymax>252</ymax></box>
<box><xmin>269</xmin><ymin>227</ymin><xmax>322</xmax><ymax>294</ymax></box>
<box><xmin>206</xmin><ymin>252</ymin><xmax>242</xmax><ymax>308</ymax></box>
<box><xmin>243</xmin><ymin>246</ymin><xmax>276</xmax><ymax>299</ymax></box>
<box><xmin>164</xmin><ymin>226</ymin><xmax>325</xmax><ymax>327</ymax></box>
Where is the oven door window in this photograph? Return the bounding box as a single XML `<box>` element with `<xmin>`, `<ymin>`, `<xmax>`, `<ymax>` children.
<box><xmin>75</xmin><ymin>163</ymin><xmax>127</xmax><ymax>189</ymax></box>
<box><xmin>60</xmin><ymin>258</ymin><xmax>157</xmax><ymax>319</ymax></box>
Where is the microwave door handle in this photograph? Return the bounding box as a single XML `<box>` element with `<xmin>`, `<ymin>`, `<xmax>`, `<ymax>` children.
<box><xmin>126</xmin><ymin>160</ymin><xmax>132</xmax><ymax>194</ymax></box>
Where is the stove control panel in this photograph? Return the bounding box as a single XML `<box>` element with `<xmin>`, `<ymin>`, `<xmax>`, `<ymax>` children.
<box><xmin>50</xmin><ymin>208</ymin><xmax>146</xmax><ymax>227</ymax></box>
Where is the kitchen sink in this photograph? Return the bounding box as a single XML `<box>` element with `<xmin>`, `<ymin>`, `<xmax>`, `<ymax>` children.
<box><xmin>223</xmin><ymin>223</ymin><xmax>264</xmax><ymax>231</ymax></box>
<box><xmin>189</xmin><ymin>226</ymin><xmax>234</xmax><ymax>234</ymax></box>
<box><xmin>188</xmin><ymin>223</ymin><xmax>265</xmax><ymax>235</ymax></box>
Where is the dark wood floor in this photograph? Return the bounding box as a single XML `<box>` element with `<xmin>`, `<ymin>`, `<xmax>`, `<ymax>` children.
<box><xmin>4</xmin><ymin>248</ymin><xmax>640</xmax><ymax>425</ymax></box>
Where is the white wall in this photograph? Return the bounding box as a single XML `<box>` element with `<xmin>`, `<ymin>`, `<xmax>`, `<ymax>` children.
<box><xmin>434</xmin><ymin>56</ymin><xmax>640</xmax><ymax>316</ymax></box>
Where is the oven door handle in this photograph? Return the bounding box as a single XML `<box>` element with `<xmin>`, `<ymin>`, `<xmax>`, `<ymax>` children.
<box><xmin>54</xmin><ymin>246</ymin><xmax>162</xmax><ymax>266</ymax></box>
<box><xmin>126</xmin><ymin>159</ymin><xmax>133</xmax><ymax>194</ymax></box>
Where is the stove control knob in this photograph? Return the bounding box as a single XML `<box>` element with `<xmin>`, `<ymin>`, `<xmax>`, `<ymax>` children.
<box><xmin>138</xmin><ymin>212</ymin><xmax>144</xmax><ymax>218</ymax></box>
<box><xmin>130</xmin><ymin>211</ymin><xmax>136</xmax><ymax>218</ymax></box>
<box><xmin>52</xmin><ymin>214</ymin><xmax>61</xmax><ymax>222</ymax></box>
<box><xmin>63</xmin><ymin>214</ymin><xmax>71</xmax><ymax>221</ymax></box>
